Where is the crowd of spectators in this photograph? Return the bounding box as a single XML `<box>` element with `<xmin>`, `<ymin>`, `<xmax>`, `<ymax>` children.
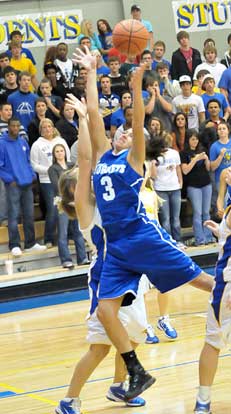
<box><xmin>1</xmin><ymin>3</ymin><xmax>231</xmax><ymax>258</ymax></box>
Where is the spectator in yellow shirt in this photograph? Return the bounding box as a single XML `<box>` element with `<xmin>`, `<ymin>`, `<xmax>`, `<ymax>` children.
<box><xmin>192</xmin><ymin>69</ymin><xmax>220</xmax><ymax>96</ymax></box>
<box><xmin>9</xmin><ymin>41</ymin><xmax>38</xmax><ymax>91</ymax></box>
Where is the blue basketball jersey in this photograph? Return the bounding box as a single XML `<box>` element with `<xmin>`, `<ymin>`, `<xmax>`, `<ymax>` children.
<box><xmin>93</xmin><ymin>149</ymin><xmax>145</xmax><ymax>237</ymax></box>
<box><xmin>93</xmin><ymin>148</ymin><xmax>202</xmax><ymax>300</ymax></box>
<box><xmin>212</xmin><ymin>205</ymin><xmax>231</xmax><ymax>322</ymax></box>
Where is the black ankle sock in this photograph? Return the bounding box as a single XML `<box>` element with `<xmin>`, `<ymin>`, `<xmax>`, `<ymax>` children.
<box><xmin>121</xmin><ymin>350</ymin><xmax>143</xmax><ymax>374</ymax></box>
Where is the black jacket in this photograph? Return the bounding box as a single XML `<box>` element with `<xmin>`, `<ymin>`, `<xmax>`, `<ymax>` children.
<box><xmin>171</xmin><ymin>48</ymin><xmax>202</xmax><ymax>80</ymax></box>
<box><xmin>56</xmin><ymin>118</ymin><xmax>78</xmax><ymax>148</ymax></box>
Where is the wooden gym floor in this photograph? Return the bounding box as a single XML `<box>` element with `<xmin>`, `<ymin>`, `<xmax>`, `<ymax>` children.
<box><xmin>0</xmin><ymin>283</ymin><xmax>230</xmax><ymax>414</ymax></box>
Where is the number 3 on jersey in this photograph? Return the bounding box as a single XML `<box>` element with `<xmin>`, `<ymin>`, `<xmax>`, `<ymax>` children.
<box><xmin>101</xmin><ymin>176</ymin><xmax>115</xmax><ymax>201</ymax></box>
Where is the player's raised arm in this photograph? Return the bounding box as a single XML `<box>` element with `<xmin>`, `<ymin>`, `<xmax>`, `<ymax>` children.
<box><xmin>65</xmin><ymin>93</ymin><xmax>95</xmax><ymax>228</ymax></box>
<box><xmin>72</xmin><ymin>47</ymin><xmax>110</xmax><ymax>164</ymax></box>
<box><xmin>127</xmin><ymin>64</ymin><xmax>146</xmax><ymax>174</ymax></box>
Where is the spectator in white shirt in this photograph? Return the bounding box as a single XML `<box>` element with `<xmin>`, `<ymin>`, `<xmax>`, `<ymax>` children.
<box><xmin>193</xmin><ymin>45</ymin><xmax>226</xmax><ymax>87</ymax></box>
<box><xmin>172</xmin><ymin>75</ymin><xmax>205</xmax><ymax>130</ymax></box>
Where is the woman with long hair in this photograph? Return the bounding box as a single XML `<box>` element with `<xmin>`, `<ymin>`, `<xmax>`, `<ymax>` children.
<box><xmin>97</xmin><ymin>19</ymin><xmax>113</xmax><ymax>62</ymax></box>
<box><xmin>30</xmin><ymin>118</ymin><xmax>70</xmax><ymax>247</ymax></box>
<box><xmin>28</xmin><ymin>97</ymin><xmax>48</xmax><ymax>147</ymax></box>
<box><xmin>43</xmin><ymin>45</ymin><xmax>57</xmax><ymax>66</ymax></box>
<box><xmin>78</xmin><ymin>19</ymin><xmax>102</xmax><ymax>52</ymax></box>
<box><xmin>56</xmin><ymin>101</ymin><xmax>78</xmax><ymax>148</ymax></box>
<box><xmin>48</xmin><ymin>144</ymin><xmax>87</xmax><ymax>267</ymax></box>
<box><xmin>147</xmin><ymin>116</ymin><xmax>164</xmax><ymax>137</ymax></box>
<box><xmin>171</xmin><ymin>112</ymin><xmax>188</xmax><ymax>152</ymax></box>
<box><xmin>181</xmin><ymin>128</ymin><xmax>213</xmax><ymax>245</ymax></box>
<box><xmin>153</xmin><ymin>131</ymin><xmax>184</xmax><ymax>248</ymax></box>
<box><xmin>210</xmin><ymin>120</ymin><xmax>231</xmax><ymax>188</ymax></box>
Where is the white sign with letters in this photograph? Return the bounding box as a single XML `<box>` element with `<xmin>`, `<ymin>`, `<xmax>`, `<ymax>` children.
<box><xmin>0</xmin><ymin>9</ymin><xmax>83</xmax><ymax>48</ymax></box>
<box><xmin>172</xmin><ymin>0</ymin><xmax>231</xmax><ymax>32</ymax></box>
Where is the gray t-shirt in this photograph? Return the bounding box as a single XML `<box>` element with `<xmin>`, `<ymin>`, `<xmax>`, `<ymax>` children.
<box><xmin>145</xmin><ymin>95</ymin><xmax>173</xmax><ymax>132</ymax></box>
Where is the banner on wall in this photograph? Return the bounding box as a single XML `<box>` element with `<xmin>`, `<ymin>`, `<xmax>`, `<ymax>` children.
<box><xmin>0</xmin><ymin>9</ymin><xmax>83</xmax><ymax>49</ymax></box>
<box><xmin>172</xmin><ymin>0</ymin><xmax>231</xmax><ymax>32</ymax></box>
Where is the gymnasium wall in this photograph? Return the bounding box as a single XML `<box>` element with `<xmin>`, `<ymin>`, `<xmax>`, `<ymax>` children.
<box><xmin>0</xmin><ymin>0</ymin><xmax>230</xmax><ymax>79</ymax></box>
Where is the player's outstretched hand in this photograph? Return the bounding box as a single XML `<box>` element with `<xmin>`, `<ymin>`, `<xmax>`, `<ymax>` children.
<box><xmin>72</xmin><ymin>46</ymin><xmax>96</xmax><ymax>71</ymax></box>
<box><xmin>132</xmin><ymin>63</ymin><xmax>146</xmax><ymax>87</ymax></box>
<box><xmin>65</xmin><ymin>93</ymin><xmax>87</xmax><ymax>119</ymax></box>
<box><xmin>204</xmin><ymin>220</ymin><xmax>219</xmax><ymax>237</ymax></box>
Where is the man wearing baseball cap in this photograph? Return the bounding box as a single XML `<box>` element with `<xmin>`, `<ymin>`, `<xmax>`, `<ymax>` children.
<box><xmin>172</xmin><ymin>74</ymin><xmax>205</xmax><ymax>129</ymax></box>
<box><xmin>130</xmin><ymin>4</ymin><xmax>154</xmax><ymax>50</ymax></box>
<box><xmin>201</xmin><ymin>74</ymin><xmax>230</xmax><ymax>119</ymax></box>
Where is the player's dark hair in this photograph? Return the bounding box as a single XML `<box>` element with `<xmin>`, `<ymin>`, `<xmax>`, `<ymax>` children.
<box><xmin>145</xmin><ymin>134</ymin><xmax>167</xmax><ymax>161</ymax></box>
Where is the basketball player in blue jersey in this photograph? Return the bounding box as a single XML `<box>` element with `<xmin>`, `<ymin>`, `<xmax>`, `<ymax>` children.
<box><xmin>55</xmin><ymin>95</ymin><xmax>149</xmax><ymax>414</ymax></box>
<box><xmin>193</xmin><ymin>168</ymin><xmax>231</xmax><ymax>414</ymax></box>
<box><xmin>72</xmin><ymin>47</ymin><xmax>214</xmax><ymax>401</ymax></box>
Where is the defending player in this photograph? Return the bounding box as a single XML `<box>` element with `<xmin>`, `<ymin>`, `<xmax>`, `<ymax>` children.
<box><xmin>55</xmin><ymin>95</ymin><xmax>148</xmax><ymax>414</ymax></box>
<box><xmin>193</xmin><ymin>168</ymin><xmax>231</xmax><ymax>414</ymax></box>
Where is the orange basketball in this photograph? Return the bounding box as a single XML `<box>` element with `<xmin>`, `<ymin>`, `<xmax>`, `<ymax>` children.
<box><xmin>112</xmin><ymin>19</ymin><xmax>149</xmax><ymax>56</ymax></box>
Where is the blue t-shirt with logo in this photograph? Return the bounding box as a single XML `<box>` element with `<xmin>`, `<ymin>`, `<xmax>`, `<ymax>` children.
<box><xmin>8</xmin><ymin>91</ymin><xmax>38</xmax><ymax>132</ymax></box>
<box><xmin>209</xmin><ymin>139</ymin><xmax>231</xmax><ymax>183</ymax></box>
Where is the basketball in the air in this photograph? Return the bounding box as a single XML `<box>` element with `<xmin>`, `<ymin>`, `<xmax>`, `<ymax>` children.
<box><xmin>112</xmin><ymin>19</ymin><xmax>149</xmax><ymax>56</ymax></box>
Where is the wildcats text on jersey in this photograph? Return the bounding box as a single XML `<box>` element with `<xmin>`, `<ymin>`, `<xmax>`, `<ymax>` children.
<box><xmin>94</xmin><ymin>163</ymin><xmax>126</xmax><ymax>175</ymax></box>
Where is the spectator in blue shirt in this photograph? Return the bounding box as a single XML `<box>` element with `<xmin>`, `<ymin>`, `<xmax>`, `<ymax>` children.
<box><xmin>209</xmin><ymin>120</ymin><xmax>231</xmax><ymax>186</ymax></box>
<box><xmin>130</xmin><ymin>4</ymin><xmax>154</xmax><ymax>50</ymax></box>
<box><xmin>201</xmin><ymin>74</ymin><xmax>230</xmax><ymax>119</ymax></box>
<box><xmin>97</xmin><ymin>19</ymin><xmax>113</xmax><ymax>62</ymax></box>
<box><xmin>152</xmin><ymin>41</ymin><xmax>171</xmax><ymax>71</ymax></box>
<box><xmin>7</xmin><ymin>71</ymin><xmax>38</xmax><ymax>132</ymax></box>
<box><xmin>218</xmin><ymin>66</ymin><xmax>231</xmax><ymax>106</ymax></box>
<box><xmin>98</xmin><ymin>75</ymin><xmax>120</xmax><ymax>133</ymax></box>
<box><xmin>0</xmin><ymin>117</ymin><xmax>46</xmax><ymax>256</ymax></box>
<box><xmin>110</xmin><ymin>90</ymin><xmax>132</xmax><ymax>138</ymax></box>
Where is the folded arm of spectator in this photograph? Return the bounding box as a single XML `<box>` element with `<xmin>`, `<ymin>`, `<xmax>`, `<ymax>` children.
<box><xmin>210</xmin><ymin>148</ymin><xmax>226</xmax><ymax>171</ymax></box>
<box><xmin>45</xmin><ymin>97</ymin><xmax>61</xmax><ymax>119</ymax></box>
